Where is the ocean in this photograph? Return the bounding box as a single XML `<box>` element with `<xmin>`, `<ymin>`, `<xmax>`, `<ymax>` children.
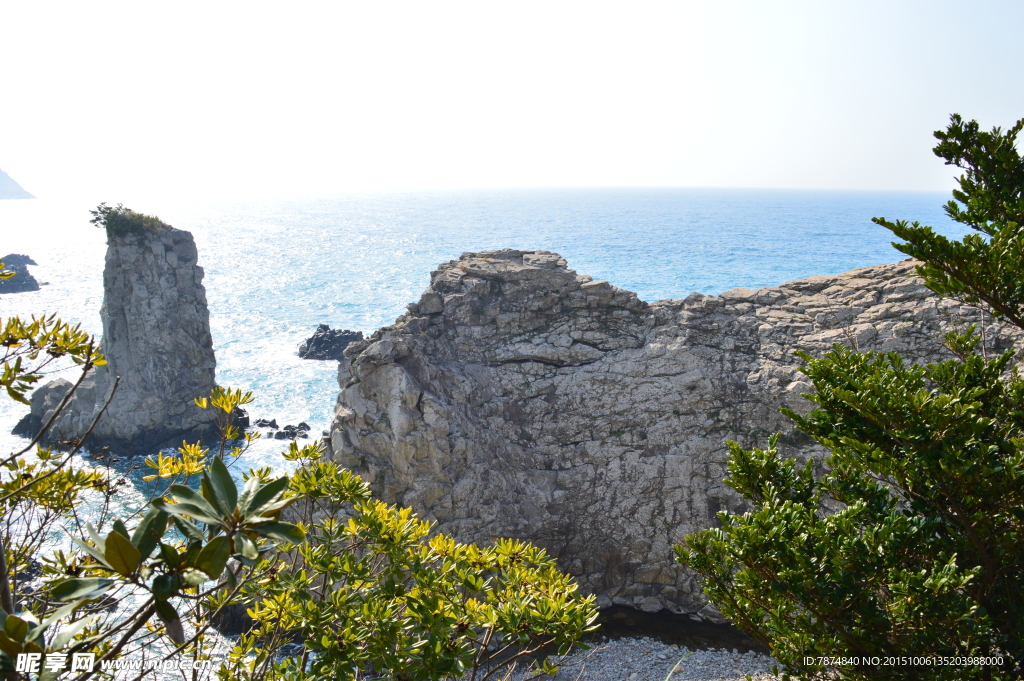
<box><xmin>0</xmin><ymin>187</ymin><xmax>971</xmax><ymax>667</ymax></box>
<box><xmin>0</xmin><ymin>187</ymin><xmax>966</xmax><ymax>480</ymax></box>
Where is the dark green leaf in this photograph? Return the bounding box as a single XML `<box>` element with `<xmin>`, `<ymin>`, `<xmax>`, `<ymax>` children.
<box><xmin>158</xmin><ymin>543</ymin><xmax>180</xmax><ymax>569</ymax></box>
<box><xmin>111</xmin><ymin>519</ymin><xmax>129</xmax><ymax>539</ymax></box>
<box><xmin>167</xmin><ymin>485</ymin><xmax>223</xmax><ymax>522</ymax></box>
<box><xmin>206</xmin><ymin>456</ymin><xmax>238</xmax><ymax>514</ymax></box>
<box><xmin>233</xmin><ymin>533</ymin><xmax>259</xmax><ymax>560</ymax></box>
<box><xmin>151</xmin><ymin>574</ymin><xmax>180</xmax><ymax>601</ymax></box>
<box><xmin>194</xmin><ymin>536</ymin><xmax>231</xmax><ymax>580</ymax></box>
<box><xmin>131</xmin><ymin>507</ymin><xmax>169</xmax><ymax>560</ymax></box>
<box><xmin>154</xmin><ymin>600</ymin><xmax>185</xmax><ymax>645</ymax></box>
<box><xmin>170</xmin><ymin>514</ymin><xmax>206</xmax><ymax>541</ymax></box>
<box><xmin>244</xmin><ymin>476</ymin><xmax>290</xmax><ymax>516</ymax></box>
<box><xmin>251</xmin><ymin>521</ymin><xmax>304</xmax><ymax>545</ymax></box>
<box><xmin>3</xmin><ymin>616</ymin><xmax>27</xmax><ymax>643</ymax></box>
<box><xmin>50</xmin><ymin>578</ymin><xmax>114</xmax><ymax>601</ymax></box>
<box><xmin>200</xmin><ymin>476</ymin><xmax>226</xmax><ymax>516</ymax></box>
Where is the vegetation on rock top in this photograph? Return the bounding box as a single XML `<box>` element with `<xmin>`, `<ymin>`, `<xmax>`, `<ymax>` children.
<box><xmin>89</xmin><ymin>202</ymin><xmax>170</xmax><ymax>235</ymax></box>
<box><xmin>677</xmin><ymin>114</ymin><xmax>1024</xmax><ymax>680</ymax></box>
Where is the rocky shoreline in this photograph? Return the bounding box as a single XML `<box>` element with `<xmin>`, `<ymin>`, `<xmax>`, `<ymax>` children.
<box><xmin>514</xmin><ymin>638</ymin><xmax>779</xmax><ymax>681</ymax></box>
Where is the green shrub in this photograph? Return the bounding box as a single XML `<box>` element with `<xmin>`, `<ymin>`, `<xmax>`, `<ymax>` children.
<box><xmin>2</xmin><ymin>299</ymin><xmax>595</xmax><ymax>679</ymax></box>
<box><xmin>220</xmin><ymin>443</ymin><xmax>598</xmax><ymax>681</ymax></box>
<box><xmin>89</xmin><ymin>202</ymin><xmax>170</xmax><ymax>235</ymax></box>
<box><xmin>676</xmin><ymin>114</ymin><xmax>1024</xmax><ymax>680</ymax></box>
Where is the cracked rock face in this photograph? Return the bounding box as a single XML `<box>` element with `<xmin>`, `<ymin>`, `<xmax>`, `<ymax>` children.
<box><xmin>15</xmin><ymin>226</ymin><xmax>218</xmax><ymax>453</ymax></box>
<box><xmin>326</xmin><ymin>249</ymin><xmax>1020</xmax><ymax>615</ymax></box>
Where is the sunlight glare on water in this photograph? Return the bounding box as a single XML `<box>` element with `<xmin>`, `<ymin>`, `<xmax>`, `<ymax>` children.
<box><xmin>1</xmin><ymin>188</ymin><xmax>967</xmax><ymax>479</ymax></box>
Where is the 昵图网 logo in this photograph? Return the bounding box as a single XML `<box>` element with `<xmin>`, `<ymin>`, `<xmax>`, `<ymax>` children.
<box><xmin>15</xmin><ymin>652</ymin><xmax>214</xmax><ymax>675</ymax></box>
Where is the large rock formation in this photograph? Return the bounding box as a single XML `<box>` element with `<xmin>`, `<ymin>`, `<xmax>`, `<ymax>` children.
<box><xmin>0</xmin><ymin>254</ymin><xmax>41</xmax><ymax>293</ymax></box>
<box><xmin>325</xmin><ymin>249</ymin><xmax>1021</xmax><ymax>618</ymax></box>
<box><xmin>14</xmin><ymin>223</ymin><xmax>218</xmax><ymax>453</ymax></box>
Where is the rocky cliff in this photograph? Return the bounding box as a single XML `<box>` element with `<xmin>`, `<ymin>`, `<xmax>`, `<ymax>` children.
<box><xmin>14</xmin><ymin>223</ymin><xmax>218</xmax><ymax>453</ymax></box>
<box><xmin>325</xmin><ymin>249</ymin><xmax>1021</xmax><ymax>619</ymax></box>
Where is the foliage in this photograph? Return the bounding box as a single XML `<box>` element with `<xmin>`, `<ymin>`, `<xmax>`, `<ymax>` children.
<box><xmin>220</xmin><ymin>442</ymin><xmax>598</xmax><ymax>681</ymax></box>
<box><xmin>2</xmin><ymin>247</ymin><xmax>594</xmax><ymax>679</ymax></box>
<box><xmin>89</xmin><ymin>203</ymin><xmax>170</xmax><ymax>236</ymax></box>
<box><xmin>194</xmin><ymin>386</ymin><xmax>258</xmax><ymax>458</ymax></box>
<box><xmin>1</xmin><ymin>312</ymin><xmax>104</xmax><ymax>405</ymax></box>
<box><xmin>1</xmin><ymin>380</ymin><xmax>300</xmax><ymax>679</ymax></box>
<box><xmin>676</xmin><ymin>114</ymin><xmax>1024</xmax><ymax>681</ymax></box>
<box><xmin>874</xmin><ymin>114</ymin><xmax>1024</xmax><ymax>328</ymax></box>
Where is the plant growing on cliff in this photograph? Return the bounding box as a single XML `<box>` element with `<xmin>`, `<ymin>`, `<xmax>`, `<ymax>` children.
<box><xmin>676</xmin><ymin>114</ymin><xmax>1024</xmax><ymax>681</ymax></box>
<box><xmin>219</xmin><ymin>441</ymin><xmax>598</xmax><ymax>681</ymax></box>
<box><xmin>2</xmin><ymin>255</ymin><xmax>595</xmax><ymax>679</ymax></box>
<box><xmin>0</xmin><ymin>364</ymin><xmax>303</xmax><ymax>679</ymax></box>
<box><xmin>89</xmin><ymin>203</ymin><xmax>169</xmax><ymax>235</ymax></box>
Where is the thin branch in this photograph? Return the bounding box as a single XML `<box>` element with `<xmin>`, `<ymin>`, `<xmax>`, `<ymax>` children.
<box><xmin>2</xmin><ymin>347</ymin><xmax>98</xmax><ymax>466</ymax></box>
<box><xmin>69</xmin><ymin>599</ymin><xmax>157</xmax><ymax>681</ymax></box>
<box><xmin>0</xmin><ymin>376</ymin><xmax>120</xmax><ymax>506</ymax></box>
<box><xmin>0</xmin><ymin>534</ymin><xmax>14</xmax><ymax>614</ymax></box>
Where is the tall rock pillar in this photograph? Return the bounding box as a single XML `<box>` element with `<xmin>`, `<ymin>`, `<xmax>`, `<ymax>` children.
<box><xmin>15</xmin><ymin>218</ymin><xmax>218</xmax><ymax>453</ymax></box>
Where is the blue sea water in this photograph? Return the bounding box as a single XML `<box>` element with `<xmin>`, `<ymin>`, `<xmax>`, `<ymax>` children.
<box><xmin>0</xmin><ymin>187</ymin><xmax>967</xmax><ymax>476</ymax></box>
<box><xmin>0</xmin><ymin>187</ymin><xmax>972</xmax><ymax>664</ymax></box>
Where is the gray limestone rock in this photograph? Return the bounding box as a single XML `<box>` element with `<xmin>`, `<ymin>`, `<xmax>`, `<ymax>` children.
<box><xmin>13</xmin><ymin>223</ymin><xmax>218</xmax><ymax>453</ymax></box>
<box><xmin>324</xmin><ymin>249</ymin><xmax>1021</xmax><ymax>615</ymax></box>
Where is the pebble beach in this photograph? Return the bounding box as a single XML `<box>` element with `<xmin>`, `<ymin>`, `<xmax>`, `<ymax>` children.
<box><xmin>510</xmin><ymin>637</ymin><xmax>780</xmax><ymax>681</ymax></box>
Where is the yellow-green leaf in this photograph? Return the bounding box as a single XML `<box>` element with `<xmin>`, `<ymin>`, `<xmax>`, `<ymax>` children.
<box><xmin>104</xmin><ymin>530</ymin><xmax>141</xmax><ymax>576</ymax></box>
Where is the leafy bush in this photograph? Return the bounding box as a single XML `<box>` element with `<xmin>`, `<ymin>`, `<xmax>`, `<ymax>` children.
<box><xmin>2</xmin><ymin>258</ymin><xmax>596</xmax><ymax>679</ymax></box>
<box><xmin>221</xmin><ymin>443</ymin><xmax>598</xmax><ymax>681</ymax></box>
<box><xmin>676</xmin><ymin>115</ymin><xmax>1024</xmax><ymax>680</ymax></box>
<box><xmin>89</xmin><ymin>203</ymin><xmax>170</xmax><ymax>235</ymax></box>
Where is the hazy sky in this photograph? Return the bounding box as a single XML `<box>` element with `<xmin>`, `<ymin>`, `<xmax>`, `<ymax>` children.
<box><xmin>2</xmin><ymin>1</ymin><xmax>1022</xmax><ymax>202</ymax></box>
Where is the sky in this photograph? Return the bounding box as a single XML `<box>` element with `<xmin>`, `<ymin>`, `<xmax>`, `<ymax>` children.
<box><xmin>1</xmin><ymin>0</ymin><xmax>1022</xmax><ymax>202</ymax></box>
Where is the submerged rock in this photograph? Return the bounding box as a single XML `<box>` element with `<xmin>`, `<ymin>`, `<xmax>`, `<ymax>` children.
<box><xmin>298</xmin><ymin>324</ymin><xmax>363</xmax><ymax>361</ymax></box>
<box><xmin>0</xmin><ymin>254</ymin><xmax>41</xmax><ymax>293</ymax></box>
<box><xmin>14</xmin><ymin>220</ymin><xmax>218</xmax><ymax>453</ymax></box>
<box><xmin>251</xmin><ymin>418</ymin><xmax>310</xmax><ymax>440</ymax></box>
<box><xmin>325</xmin><ymin>249</ymin><xmax>1021</xmax><ymax>615</ymax></box>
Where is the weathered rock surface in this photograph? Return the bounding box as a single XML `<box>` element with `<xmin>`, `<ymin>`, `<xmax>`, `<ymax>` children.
<box><xmin>325</xmin><ymin>249</ymin><xmax>1022</xmax><ymax>616</ymax></box>
<box><xmin>298</xmin><ymin>324</ymin><xmax>364</xmax><ymax>361</ymax></box>
<box><xmin>13</xmin><ymin>224</ymin><xmax>218</xmax><ymax>453</ymax></box>
<box><xmin>0</xmin><ymin>254</ymin><xmax>41</xmax><ymax>293</ymax></box>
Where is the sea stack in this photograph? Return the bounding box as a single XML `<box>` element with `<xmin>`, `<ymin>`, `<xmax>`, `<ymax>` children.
<box><xmin>325</xmin><ymin>249</ymin><xmax>1021</xmax><ymax>618</ymax></box>
<box><xmin>14</xmin><ymin>214</ymin><xmax>218</xmax><ymax>453</ymax></box>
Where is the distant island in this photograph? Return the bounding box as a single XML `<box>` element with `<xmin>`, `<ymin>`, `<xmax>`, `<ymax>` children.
<box><xmin>0</xmin><ymin>168</ymin><xmax>34</xmax><ymax>199</ymax></box>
